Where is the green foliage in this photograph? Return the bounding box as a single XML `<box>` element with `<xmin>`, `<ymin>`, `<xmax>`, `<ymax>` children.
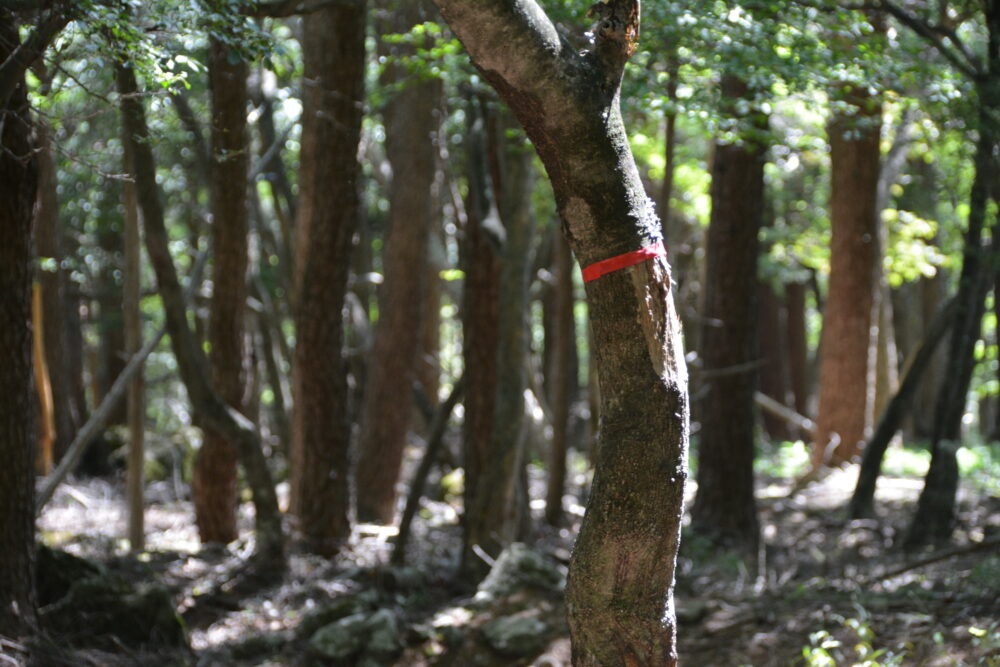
<box><xmin>800</xmin><ymin>605</ymin><xmax>910</xmax><ymax>667</ymax></box>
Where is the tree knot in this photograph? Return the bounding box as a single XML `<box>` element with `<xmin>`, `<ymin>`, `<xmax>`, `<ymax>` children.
<box><xmin>587</xmin><ymin>0</ymin><xmax>640</xmax><ymax>58</ymax></box>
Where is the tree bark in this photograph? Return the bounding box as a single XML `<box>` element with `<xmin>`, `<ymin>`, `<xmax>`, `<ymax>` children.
<box><xmin>116</xmin><ymin>59</ymin><xmax>284</xmax><ymax>568</ymax></box>
<box><xmin>122</xmin><ymin>114</ymin><xmax>145</xmax><ymax>552</ymax></box>
<box><xmin>354</xmin><ymin>0</ymin><xmax>441</xmax><ymax>524</ymax></box>
<box><xmin>785</xmin><ymin>280</ymin><xmax>810</xmax><ymax>439</ymax></box>
<box><xmin>462</xmin><ymin>111</ymin><xmax>536</xmax><ymax>579</ymax></box>
<box><xmin>432</xmin><ymin>1</ymin><xmax>688</xmax><ymax>662</ymax></box>
<box><xmin>757</xmin><ymin>282</ymin><xmax>792</xmax><ymax>442</ymax></box>
<box><xmin>192</xmin><ymin>36</ymin><xmax>251</xmax><ymax>546</ymax></box>
<box><xmin>545</xmin><ymin>230</ymin><xmax>576</xmax><ymax>526</ymax></box>
<box><xmin>458</xmin><ymin>95</ymin><xmax>502</xmax><ymax>579</ymax></box>
<box><xmin>813</xmin><ymin>84</ymin><xmax>882</xmax><ymax>467</ymax></box>
<box><xmin>0</xmin><ymin>10</ymin><xmax>38</xmax><ymax>636</ymax></box>
<box><xmin>691</xmin><ymin>74</ymin><xmax>765</xmax><ymax>553</ymax></box>
<box><xmin>288</xmin><ymin>1</ymin><xmax>366</xmax><ymax>556</ymax></box>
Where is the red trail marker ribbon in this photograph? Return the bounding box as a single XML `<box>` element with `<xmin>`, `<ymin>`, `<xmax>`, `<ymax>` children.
<box><xmin>581</xmin><ymin>240</ymin><xmax>666</xmax><ymax>283</ymax></box>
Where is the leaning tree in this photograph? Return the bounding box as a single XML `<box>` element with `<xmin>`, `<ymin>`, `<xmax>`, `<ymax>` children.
<box><xmin>430</xmin><ymin>0</ymin><xmax>689</xmax><ymax>663</ymax></box>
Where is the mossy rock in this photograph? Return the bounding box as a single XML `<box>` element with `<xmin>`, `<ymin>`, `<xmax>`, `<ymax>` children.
<box><xmin>475</xmin><ymin>543</ymin><xmax>565</xmax><ymax>603</ymax></box>
<box><xmin>38</xmin><ymin>549</ymin><xmax>186</xmax><ymax>650</ymax></box>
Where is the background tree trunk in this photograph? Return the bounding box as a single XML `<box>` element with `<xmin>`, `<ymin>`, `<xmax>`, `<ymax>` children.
<box><xmin>462</xmin><ymin>112</ymin><xmax>536</xmax><ymax>578</ymax></box>
<box><xmin>117</xmin><ymin>58</ymin><xmax>284</xmax><ymax>568</ymax></box>
<box><xmin>545</xmin><ymin>230</ymin><xmax>576</xmax><ymax>526</ymax></box>
<box><xmin>192</xmin><ymin>36</ymin><xmax>250</xmax><ymax>546</ymax></box>
<box><xmin>288</xmin><ymin>1</ymin><xmax>366</xmax><ymax>555</ymax></box>
<box><xmin>813</xmin><ymin>84</ymin><xmax>881</xmax><ymax>467</ymax></box>
<box><xmin>691</xmin><ymin>74</ymin><xmax>765</xmax><ymax>553</ymax></box>
<box><xmin>0</xmin><ymin>12</ymin><xmax>38</xmax><ymax>635</ymax></box>
<box><xmin>908</xmin><ymin>57</ymin><xmax>1000</xmax><ymax>545</ymax></box>
<box><xmin>34</xmin><ymin>119</ymin><xmax>81</xmax><ymax>465</ymax></box>
<box><xmin>122</xmin><ymin>116</ymin><xmax>145</xmax><ymax>552</ymax></box>
<box><xmin>458</xmin><ymin>96</ymin><xmax>502</xmax><ymax>580</ymax></box>
<box><xmin>355</xmin><ymin>0</ymin><xmax>441</xmax><ymax>525</ymax></box>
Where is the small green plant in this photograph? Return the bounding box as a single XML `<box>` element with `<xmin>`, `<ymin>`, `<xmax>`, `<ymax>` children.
<box><xmin>799</xmin><ymin>605</ymin><xmax>909</xmax><ymax>667</ymax></box>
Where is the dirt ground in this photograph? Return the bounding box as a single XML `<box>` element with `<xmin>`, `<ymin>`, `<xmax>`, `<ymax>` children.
<box><xmin>23</xmin><ymin>462</ymin><xmax>1000</xmax><ymax>666</ymax></box>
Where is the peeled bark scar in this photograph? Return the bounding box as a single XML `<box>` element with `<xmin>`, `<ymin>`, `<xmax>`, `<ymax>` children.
<box><xmin>581</xmin><ymin>241</ymin><xmax>665</xmax><ymax>283</ymax></box>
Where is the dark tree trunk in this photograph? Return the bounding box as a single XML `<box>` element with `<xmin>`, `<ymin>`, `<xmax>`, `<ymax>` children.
<box><xmin>288</xmin><ymin>1</ymin><xmax>366</xmax><ymax>556</ymax></box>
<box><xmin>0</xmin><ymin>12</ymin><xmax>38</xmax><ymax>636</ymax></box>
<box><xmin>849</xmin><ymin>298</ymin><xmax>956</xmax><ymax>519</ymax></box>
<box><xmin>355</xmin><ymin>0</ymin><xmax>441</xmax><ymax>525</ymax></box>
<box><xmin>757</xmin><ymin>282</ymin><xmax>792</xmax><ymax>442</ymax></box>
<box><xmin>434</xmin><ymin>1</ymin><xmax>689</xmax><ymax>662</ymax></box>
<box><xmin>459</xmin><ymin>96</ymin><xmax>502</xmax><ymax>579</ymax></box>
<box><xmin>545</xmin><ymin>230</ymin><xmax>576</xmax><ymax>526</ymax></box>
<box><xmin>116</xmin><ymin>59</ymin><xmax>284</xmax><ymax>568</ymax></box>
<box><xmin>813</xmin><ymin>85</ymin><xmax>881</xmax><ymax>467</ymax></box>
<box><xmin>95</xmin><ymin>211</ymin><xmax>127</xmax><ymax>427</ymax></box>
<box><xmin>691</xmin><ymin>74</ymin><xmax>765</xmax><ymax>553</ymax></box>
<box><xmin>122</xmin><ymin>108</ymin><xmax>145</xmax><ymax>551</ymax></box>
<box><xmin>786</xmin><ymin>280</ymin><xmax>810</xmax><ymax>437</ymax></box>
<box><xmin>908</xmin><ymin>44</ymin><xmax>1000</xmax><ymax>545</ymax></box>
<box><xmin>462</xmin><ymin>112</ymin><xmax>536</xmax><ymax>578</ymax></box>
<box><xmin>193</xmin><ymin>36</ymin><xmax>251</xmax><ymax>546</ymax></box>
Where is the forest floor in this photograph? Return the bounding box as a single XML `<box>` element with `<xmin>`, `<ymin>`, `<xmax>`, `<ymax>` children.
<box><xmin>20</xmin><ymin>444</ymin><xmax>1000</xmax><ymax>667</ymax></box>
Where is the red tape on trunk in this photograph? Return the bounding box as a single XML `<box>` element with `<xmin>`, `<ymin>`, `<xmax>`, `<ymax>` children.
<box><xmin>581</xmin><ymin>241</ymin><xmax>666</xmax><ymax>283</ymax></box>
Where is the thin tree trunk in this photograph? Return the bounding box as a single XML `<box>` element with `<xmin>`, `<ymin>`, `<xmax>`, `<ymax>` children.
<box><xmin>757</xmin><ymin>282</ymin><xmax>792</xmax><ymax>442</ymax></box>
<box><xmin>192</xmin><ymin>36</ymin><xmax>251</xmax><ymax>546</ymax></box>
<box><xmin>288</xmin><ymin>1</ymin><xmax>366</xmax><ymax>555</ymax></box>
<box><xmin>907</xmin><ymin>69</ymin><xmax>999</xmax><ymax>546</ymax></box>
<box><xmin>849</xmin><ymin>298</ymin><xmax>956</xmax><ymax>519</ymax></box>
<box><xmin>462</xmin><ymin>112</ymin><xmax>537</xmax><ymax>578</ymax></box>
<box><xmin>123</xmin><ymin>119</ymin><xmax>145</xmax><ymax>552</ymax></box>
<box><xmin>545</xmin><ymin>231</ymin><xmax>576</xmax><ymax>526</ymax></box>
<box><xmin>355</xmin><ymin>0</ymin><xmax>441</xmax><ymax>524</ymax></box>
<box><xmin>785</xmin><ymin>281</ymin><xmax>810</xmax><ymax>439</ymax></box>
<box><xmin>34</xmin><ymin>119</ymin><xmax>80</xmax><ymax>465</ymax></box>
<box><xmin>459</xmin><ymin>95</ymin><xmax>502</xmax><ymax>578</ymax></box>
<box><xmin>691</xmin><ymin>74</ymin><xmax>766</xmax><ymax>553</ymax></box>
<box><xmin>813</xmin><ymin>84</ymin><xmax>882</xmax><ymax>467</ymax></box>
<box><xmin>116</xmin><ymin>58</ymin><xmax>284</xmax><ymax>568</ymax></box>
<box><xmin>0</xmin><ymin>12</ymin><xmax>38</xmax><ymax>635</ymax></box>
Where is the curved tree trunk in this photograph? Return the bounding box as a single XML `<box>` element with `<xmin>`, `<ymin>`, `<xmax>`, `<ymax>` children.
<box><xmin>288</xmin><ymin>1</ymin><xmax>366</xmax><ymax>556</ymax></box>
<box><xmin>813</xmin><ymin>84</ymin><xmax>882</xmax><ymax>468</ymax></box>
<box><xmin>433</xmin><ymin>1</ymin><xmax>689</xmax><ymax>662</ymax></box>
<box><xmin>691</xmin><ymin>74</ymin><xmax>765</xmax><ymax>554</ymax></box>
<box><xmin>116</xmin><ymin>58</ymin><xmax>284</xmax><ymax>568</ymax></box>
<box><xmin>0</xmin><ymin>12</ymin><xmax>38</xmax><ymax>636</ymax></box>
<box><xmin>355</xmin><ymin>0</ymin><xmax>441</xmax><ymax>524</ymax></box>
<box><xmin>192</xmin><ymin>36</ymin><xmax>251</xmax><ymax>546</ymax></box>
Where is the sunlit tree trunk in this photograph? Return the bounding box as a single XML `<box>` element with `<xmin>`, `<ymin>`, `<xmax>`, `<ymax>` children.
<box><xmin>433</xmin><ymin>1</ymin><xmax>688</xmax><ymax>661</ymax></box>
<box><xmin>813</xmin><ymin>83</ymin><xmax>882</xmax><ymax>468</ymax></box>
